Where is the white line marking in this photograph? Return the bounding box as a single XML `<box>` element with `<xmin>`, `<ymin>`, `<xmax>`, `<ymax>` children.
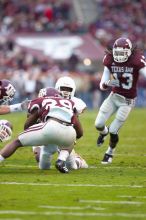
<box><xmin>1</xmin><ymin>164</ymin><xmax>36</xmax><ymax>168</ymax></box>
<box><xmin>3</xmin><ymin>164</ymin><xmax>146</xmax><ymax>170</ymax></box>
<box><xmin>79</xmin><ymin>200</ymin><xmax>143</xmax><ymax>205</ymax></box>
<box><xmin>39</xmin><ymin>205</ymin><xmax>105</xmax><ymax>210</ymax></box>
<box><xmin>118</xmin><ymin>195</ymin><xmax>146</xmax><ymax>199</ymax></box>
<box><xmin>0</xmin><ymin>182</ymin><xmax>143</xmax><ymax>188</ymax></box>
<box><xmin>123</xmin><ymin>137</ymin><xmax>146</xmax><ymax>140</ymax></box>
<box><xmin>90</xmin><ymin>166</ymin><xmax>146</xmax><ymax>170</ymax></box>
<box><xmin>0</xmin><ymin>210</ymin><xmax>146</xmax><ymax>218</ymax></box>
<box><xmin>0</xmin><ymin>219</ymin><xmax>21</xmax><ymax>220</ymax></box>
<box><xmin>116</xmin><ymin>153</ymin><xmax>146</xmax><ymax>156</ymax></box>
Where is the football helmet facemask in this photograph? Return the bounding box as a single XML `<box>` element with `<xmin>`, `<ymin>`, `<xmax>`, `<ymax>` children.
<box><xmin>38</xmin><ymin>87</ymin><xmax>60</xmax><ymax>98</ymax></box>
<box><xmin>113</xmin><ymin>38</ymin><xmax>132</xmax><ymax>63</ymax></box>
<box><xmin>55</xmin><ymin>76</ymin><xmax>76</xmax><ymax>99</ymax></box>
<box><xmin>0</xmin><ymin>79</ymin><xmax>16</xmax><ymax>104</ymax></box>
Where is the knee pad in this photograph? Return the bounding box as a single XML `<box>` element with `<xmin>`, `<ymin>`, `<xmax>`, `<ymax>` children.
<box><xmin>95</xmin><ymin>112</ymin><xmax>106</xmax><ymax>130</ymax></box>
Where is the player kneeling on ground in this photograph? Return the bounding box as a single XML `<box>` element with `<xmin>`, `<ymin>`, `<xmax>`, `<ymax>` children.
<box><xmin>32</xmin><ymin>76</ymin><xmax>88</xmax><ymax>170</ymax></box>
<box><xmin>0</xmin><ymin>88</ymin><xmax>83</xmax><ymax>173</ymax></box>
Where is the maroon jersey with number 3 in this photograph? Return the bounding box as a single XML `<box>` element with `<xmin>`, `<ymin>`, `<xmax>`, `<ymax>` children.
<box><xmin>103</xmin><ymin>50</ymin><xmax>146</xmax><ymax>98</ymax></box>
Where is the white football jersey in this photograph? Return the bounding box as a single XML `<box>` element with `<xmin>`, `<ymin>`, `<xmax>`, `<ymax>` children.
<box><xmin>71</xmin><ymin>97</ymin><xmax>86</xmax><ymax>114</ymax></box>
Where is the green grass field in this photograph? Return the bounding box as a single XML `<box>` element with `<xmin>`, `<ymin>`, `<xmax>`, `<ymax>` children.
<box><xmin>0</xmin><ymin>108</ymin><xmax>146</xmax><ymax>220</ymax></box>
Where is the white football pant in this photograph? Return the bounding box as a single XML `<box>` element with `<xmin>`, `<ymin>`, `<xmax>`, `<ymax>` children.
<box><xmin>95</xmin><ymin>92</ymin><xmax>135</xmax><ymax>134</ymax></box>
<box><xmin>19</xmin><ymin>119</ymin><xmax>76</xmax><ymax>149</ymax></box>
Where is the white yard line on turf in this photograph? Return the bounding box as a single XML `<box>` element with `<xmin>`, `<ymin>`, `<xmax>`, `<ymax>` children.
<box><xmin>39</xmin><ymin>205</ymin><xmax>105</xmax><ymax>210</ymax></box>
<box><xmin>0</xmin><ymin>210</ymin><xmax>146</xmax><ymax>218</ymax></box>
<box><xmin>0</xmin><ymin>219</ymin><xmax>21</xmax><ymax>220</ymax></box>
<box><xmin>0</xmin><ymin>182</ymin><xmax>143</xmax><ymax>188</ymax></box>
<box><xmin>2</xmin><ymin>164</ymin><xmax>36</xmax><ymax>168</ymax></box>
<box><xmin>3</xmin><ymin>164</ymin><xmax>146</xmax><ymax>170</ymax></box>
<box><xmin>118</xmin><ymin>195</ymin><xmax>146</xmax><ymax>199</ymax></box>
<box><xmin>79</xmin><ymin>200</ymin><xmax>143</xmax><ymax>205</ymax></box>
<box><xmin>90</xmin><ymin>166</ymin><xmax>146</xmax><ymax>169</ymax></box>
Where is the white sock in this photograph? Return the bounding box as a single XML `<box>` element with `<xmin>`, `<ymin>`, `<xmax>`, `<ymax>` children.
<box><xmin>58</xmin><ymin>150</ymin><xmax>69</xmax><ymax>161</ymax></box>
<box><xmin>106</xmin><ymin>146</ymin><xmax>115</xmax><ymax>155</ymax></box>
<box><xmin>101</xmin><ymin>126</ymin><xmax>108</xmax><ymax>135</ymax></box>
<box><xmin>0</xmin><ymin>155</ymin><xmax>5</xmax><ymax>162</ymax></box>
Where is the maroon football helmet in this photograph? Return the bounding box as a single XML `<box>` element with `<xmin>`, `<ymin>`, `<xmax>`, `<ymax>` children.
<box><xmin>0</xmin><ymin>79</ymin><xmax>16</xmax><ymax>104</ymax></box>
<box><xmin>38</xmin><ymin>87</ymin><xmax>60</xmax><ymax>98</ymax></box>
<box><xmin>0</xmin><ymin>119</ymin><xmax>13</xmax><ymax>142</ymax></box>
<box><xmin>113</xmin><ymin>38</ymin><xmax>132</xmax><ymax>63</ymax></box>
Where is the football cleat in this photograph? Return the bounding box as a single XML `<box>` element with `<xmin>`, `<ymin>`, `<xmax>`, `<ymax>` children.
<box><xmin>55</xmin><ymin>159</ymin><xmax>69</xmax><ymax>173</ymax></box>
<box><xmin>97</xmin><ymin>132</ymin><xmax>108</xmax><ymax>147</ymax></box>
<box><xmin>101</xmin><ymin>153</ymin><xmax>113</xmax><ymax>164</ymax></box>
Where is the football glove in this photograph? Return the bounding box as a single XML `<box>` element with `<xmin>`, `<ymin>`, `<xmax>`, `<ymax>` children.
<box><xmin>104</xmin><ymin>79</ymin><xmax>120</xmax><ymax>87</ymax></box>
<box><xmin>21</xmin><ymin>98</ymin><xmax>31</xmax><ymax>111</ymax></box>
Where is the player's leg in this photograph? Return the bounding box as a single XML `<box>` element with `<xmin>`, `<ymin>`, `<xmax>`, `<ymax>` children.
<box><xmin>95</xmin><ymin>94</ymin><xmax>116</xmax><ymax>146</ymax></box>
<box><xmin>39</xmin><ymin>144</ymin><xmax>58</xmax><ymax>170</ymax></box>
<box><xmin>101</xmin><ymin>105</ymin><xmax>133</xmax><ymax>164</ymax></box>
<box><xmin>0</xmin><ymin>139</ymin><xmax>22</xmax><ymax>162</ymax></box>
<box><xmin>55</xmin><ymin>141</ymin><xmax>75</xmax><ymax>173</ymax></box>
<box><xmin>32</xmin><ymin>146</ymin><xmax>41</xmax><ymax>163</ymax></box>
<box><xmin>66</xmin><ymin>149</ymin><xmax>88</xmax><ymax>169</ymax></box>
<box><xmin>0</xmin><ymin>122</ymin><xmax>47</xmax><ymax>162</ymax></box>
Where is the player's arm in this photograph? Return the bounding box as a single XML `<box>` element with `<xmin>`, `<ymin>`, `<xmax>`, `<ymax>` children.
<box><xmin>0</xmin><ymin>99</ymin><xmax>30</xmax><ymax>115</ymax></box>
<box><xmin>139</xmin><ymin>66</ymin><xmax>146</xmax><ymax>77</ymax></box>
<box><xmin>72</xmin><ymin>97</ymin><xmax>87</xmax><ymax>115</ymax></box>
<box><xmin>100</xmin><ymin>66</ymin><xmax>119</xmax><ymax>90</ymax></box>
<box><xmin>24</xmin><ymin>109</ymin><xmax>39</xmax><ymax>130</ymax></box>
<box><xmin>0</xmin><ymin>105</ymin><xmax>11</xmax><ymax>114</ymax></box>
<box><xmin>72</xmin><ymin>114</ymin><xmax>83</xmax><ymax>139</ymax></box>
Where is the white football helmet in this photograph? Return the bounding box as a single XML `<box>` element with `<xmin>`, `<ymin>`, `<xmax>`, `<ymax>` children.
<box><xmin>55</xmin><ymin>76</ymin><xmax>76</xmax><ymax>99</ymax></box>
<box><xmin>113</xmin><ymin>38</ymin><xmax>132</xmax><ymax>63</ymax></box>
<box><xmin>0</xmin><ymin>119</ymin><xmax>13</xmax><ymax>142</ymax></box>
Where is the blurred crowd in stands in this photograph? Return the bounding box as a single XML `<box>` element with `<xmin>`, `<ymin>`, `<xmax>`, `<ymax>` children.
<box><xmin>0</xmin><ymin>0</ymin><xmax>82</xmax><ymax>34</ymax></box>
<box><xmin>90</xmin><ymin>0</ymin><xmax>146</xmax><ymax>53</ymax></box>
<box><xmin>0</xmin><ymin>0</ymin><xmax>146</xmax><ymax>108</ymax></box>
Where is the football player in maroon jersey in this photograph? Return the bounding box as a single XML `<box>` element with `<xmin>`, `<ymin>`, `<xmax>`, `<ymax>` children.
<box><xmin>0</xmin><ymin>88</ymin><xmax>83</xmax><ymax>173</ymax></box>
<box><xmin>95</xmin><ymin>37</ymin><xmax>146</xmax><ymax>164</ymax></box>
<box><xmin>0</xmin><ymin>79</ymin><xmax>29</xmax><ymax>142</ymax></box>
<box><xmin>32</xmin><ymin>76</ymin><xmax>88</xmax><ymax>170</ymax></box>
<box><xmin>0</xmin><ymin>79</ymin><xmax>29</xmax><ymax>115</ymax></box>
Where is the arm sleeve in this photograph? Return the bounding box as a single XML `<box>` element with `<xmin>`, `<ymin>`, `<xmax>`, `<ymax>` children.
<box><xmin>139</xmin><ymin>66</ymin><xmax>146</xmax><ymax>78</ymax></box>
<box><xmin>99</xmin><ymin>66</ymin><xmax>111</xmax><ymax>90</ymax></box>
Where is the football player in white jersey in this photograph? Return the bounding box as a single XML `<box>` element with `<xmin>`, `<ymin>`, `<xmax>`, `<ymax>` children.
<box><xmin>0</xmin><ymin>79</ymin><xmax>28</xmax><ymax>142</ymax></box>
<box><xmin>0</xmin><ymin>88</ymin><xmax>83</xmax><ymax>173</ymax></box>
<box><xmin>33</xmin><ymin>76</ymin><xmax>88</xmax><ymax>170</ymax></box>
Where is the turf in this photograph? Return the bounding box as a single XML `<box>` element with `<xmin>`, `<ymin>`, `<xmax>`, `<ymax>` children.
<box><xmin>0</xmin><ymin>109</ymin><xmax>146</xmax><ymax>220</ymax></box>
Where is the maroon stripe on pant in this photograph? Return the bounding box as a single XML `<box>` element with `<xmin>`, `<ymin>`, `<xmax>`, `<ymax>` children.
<box><xmin>20</xmin><ymin>122</ymin><xmax>47</xmax><ymax>135</ymax></box>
